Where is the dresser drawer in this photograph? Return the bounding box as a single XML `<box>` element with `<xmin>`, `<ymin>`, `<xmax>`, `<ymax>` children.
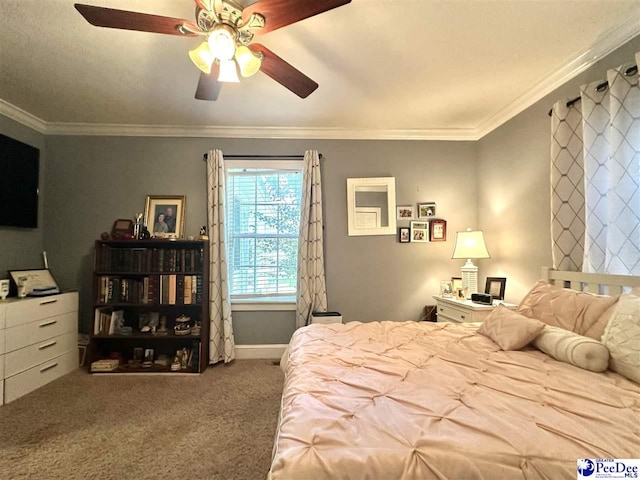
<box><xmin>0</xmin><ymin>303</ymin><xmax>5</xmax><ymax>330</ymax></box>
<box><xmin>6</xmin><ymin>292</ymin><xmax>78</xmax><ymax>329</ymax></box>
<box><xmin>4</xmin><ymin>331</ymin><xmax>76</xmax><ymax>378</ymax></box>
<box><xmin>0</xmin><ymin>329</ymin><xmax>5</xmax><ymax>356</ymax></box>
<box><xmin>437</xmin><ymin>303</ymin><xmax>472</xmax><ymax>323</ymax></box>
<box><xmin>4</xmin><ymin>350</ymin><xmax>77</xmax><ymax>404</ymax></box>
<box><xmin>5</xmin><ymin>311</ymin><xmax>76</xmax><ymax>353</ymax></box>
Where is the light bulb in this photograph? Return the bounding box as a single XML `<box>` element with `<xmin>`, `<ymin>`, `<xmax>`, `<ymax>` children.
<box><xmin>235</xmin><ymin>46</ymin><xmax>262</xmax><ymax>78</ymax></box>
<box><xmin>218</xmin><ymin>59</ymin><xmax>239</xmax><ymax>83</ymax></box>
<box><xmin>188</xmin><ymin>42</ymin><xmax>214</xmax><ymax>74</ymax></box>
<box><xmin>207</xmin><ymin>24</ymin><xmax>236</xmax><ymax>61</ymax></box>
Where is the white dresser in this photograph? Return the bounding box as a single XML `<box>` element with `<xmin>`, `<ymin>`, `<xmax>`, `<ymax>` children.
<box><xmin>0</xmin><ymin>292</ymin><xmax>78</xmax><ymax>405</ymax></box>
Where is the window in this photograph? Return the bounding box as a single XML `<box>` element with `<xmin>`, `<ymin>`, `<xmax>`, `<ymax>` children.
<box><xmin>225</xmin><ymin>161</ymin><xmax>302</xmax><ymax>302</ymax></box>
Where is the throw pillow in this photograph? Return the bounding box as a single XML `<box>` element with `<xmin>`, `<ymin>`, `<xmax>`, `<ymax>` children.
<box><xmin>516</xmin><ymin>281</ymin><xmax>617</xmax><ymax>340</ymax></box>
<box><xmin>478</xmin><ymin>305</ymin><xmax>545</xmax><ymax>350</ymax></box>
<box><xmin>532</xmin><ymin>325</ymin><xmax>609</xmax><ymax>372</ymax></box>
<box><xmin>601</xmin><ymin>292</ymin><xmax>640</xmax><ymax>384</ymax></box>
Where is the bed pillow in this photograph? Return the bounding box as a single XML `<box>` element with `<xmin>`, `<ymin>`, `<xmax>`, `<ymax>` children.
<box><xmin>532</xmin><ymin>325</ymin><xmax>609</xmax><ymax>372</ymax></box>
<box><xmin>516</xmin><ymin>281</ymin><xmax>617</xmax><ymax>340</ymax></box>
<box><xmin>478</xmin><ymin>305</ymin><xmax>545</xmax><ymax>350</ymax></box>
<box><xmin>601</xmin><ymin>292</ymin><xmax>640</xmax><ymax>384</ymax></box>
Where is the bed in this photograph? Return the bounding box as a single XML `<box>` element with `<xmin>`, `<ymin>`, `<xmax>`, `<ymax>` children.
<box><xmin>268</xmin><ymin>269</ymin><xmax>640</xmax><ymax>480</ymax></box>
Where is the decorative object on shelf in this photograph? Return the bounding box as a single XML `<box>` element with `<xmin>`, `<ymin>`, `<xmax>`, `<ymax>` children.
<box><xmin>191</xmin><ymin>320</ymin><xmax>201</xmax><ymax>336</ymax></box>
<box><xmin>143</xmin><ymin>348</ymin><xmax>154</xmax><ymax>368</ymax></box>
<box><xmin>451</xmin><ymin>228</ymin><xmax>491</xmax><ymax>295</ymax></box>
<box><xmin>440</xmin><ymin>281</ymin><xmax>454</xmax><ymax>298</ymax></box>
<box><xmin>144</xmin><ymin>195</ymin><xmax>186</xmax><ymax>239</ymax></box>
<box><xmin>0</xmin><ymin>279</ymin><xmax>9</xmax><ymax>300</ymax></box>
<box><xmin>139</xmin><ymin>225</ymin><xmax>151</xmax><ymax>239</ymax></box>
<box><xmin>133</xmin><ymin>212</ymin><xmax>144</xmax><ymax>239</ymax></box>
<box><xmin>396</xmin><ymin>206</ymin><xmax>415</xmax><ymax>220</ymax></box>
<box><xmin>398</xmin><ymin>227</ymin><xmax>410</xmax><ymax>243</ymax></box>
<box><xmin>100</xmin><ymin>231</ymin><xmax>110</xmax><ymax>241</ymax></box>
<box><xmin>410</xmin><ymin>221</ymin><xmax>429</xmax><ymax>243</ymax></box>
<box><xmin>111</xmin><ymin>219</ymin><xmax>134</xmax><ymax>239</ymax></box>
<box><xmin>417</xmin><ymin>202</ymin><xmax>436</xmax><ymax>218</ymax></box>
<box><xmin>174</xmin><ymin>314</ymin><xmax>191</xmax><ymax>336</ymax></box>
<box><xmin>199</xmin><ymin>225</ymin><xmax>208</xmax><ymax>240</ymax></box>
<box><xmin>429</xmin><ymin>219</ymin><xmax>447</xmax><ymax>242</ymax></box>
<box><xmin>485</xmin><ymin>277</ymin><xmax>507</xmax><ymax>300</ymax></box>
<box><xmin>157</xmin><ymin>316</ymin><xmax>169</xmax><ymax>336</ymax></box>
<box><xmin>9</xmin><ymin>269</ymin><xmax>60</xmax><ymax>297</ymax></box>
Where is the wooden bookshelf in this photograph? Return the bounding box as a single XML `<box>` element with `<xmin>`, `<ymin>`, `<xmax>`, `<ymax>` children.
<box><xmin>88</xmin><ymin>239</ymin><xmax>209</xmax><ymax>374</ymax></box>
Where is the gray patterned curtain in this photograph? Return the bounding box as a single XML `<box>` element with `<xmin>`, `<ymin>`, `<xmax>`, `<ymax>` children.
<box><xmin>296</xmin><ymin>150</ymin><xmax>327</xmax><ymax>328</ymax></box>
<box><xmin>206</xmin><ymin>149</ymin><xmax>235</xmax><ymax>363</ymax></box>
<box><xmin>550</xmin><ymin>52</ymin><xmax>640</xmax><ymax>275</ymax></box>
<box><xmin>550</xmin><ymin>99</ymin><xmax>585</xmax><ymax>271</ymax></box>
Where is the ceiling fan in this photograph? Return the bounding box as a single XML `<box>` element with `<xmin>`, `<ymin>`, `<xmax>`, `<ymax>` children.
<box><xmin>74</xmin><ymin>0</ymin><xmax>351</xmax><ymax>101</ymax></box>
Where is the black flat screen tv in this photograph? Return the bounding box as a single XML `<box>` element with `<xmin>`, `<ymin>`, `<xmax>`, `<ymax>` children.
<box><xmin>0</xmin><ymin>134</ymin><xmax>40</xmax><ymax>228</ymax></box>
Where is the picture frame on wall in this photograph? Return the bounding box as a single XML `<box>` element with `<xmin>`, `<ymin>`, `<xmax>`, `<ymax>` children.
<box><xmin>417</xmin><ymin>202</ymin><xmax>436</xmax><ymax>218</ymax></box>
<box><xmin>429</xmin><ymin>219</ymin><xmax>447</xmax><ymax>241</ymax></box>
<box><xmin>398</xmin><ymin>227</ymin><xmax>410</xmax><ymax>243</ymax></box>
<box><xmin>410</xmin><ymin>221</ymin><xmax>429</xmax><ymax>243</ymax></box>
<box><xmin>144</xmin><ymin>195</ymin><xmax>186</xmax><ymax>239</ymax></box>
<box><xmin>396</xmin><ymin>205</ymin><xmax>415</xmax><ymax>220</ymax></box>
<box><xmin>485</xmin><ymin>277</ymin><xmax>507</xmax><ymax>300</ymax></box>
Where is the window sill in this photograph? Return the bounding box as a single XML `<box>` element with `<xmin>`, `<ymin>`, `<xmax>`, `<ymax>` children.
<box><xmin>231</xmin><ymin>299</ymin><xmax>296</xmax><ymax>312</ymax></box>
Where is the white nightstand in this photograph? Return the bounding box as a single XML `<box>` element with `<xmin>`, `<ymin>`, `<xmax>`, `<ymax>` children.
<box><xmin>432</xmin><ymin>295</ymin><xmax>517</xmax><ymax>323</ymax></box>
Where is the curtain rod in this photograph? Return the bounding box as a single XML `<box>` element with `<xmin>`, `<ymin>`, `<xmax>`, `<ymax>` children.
<box><xmin>203</xmin><ymin>153</ymin><xmax>323</xmax><ymax>160</ymax></box>
<box><xmin>547</xmin><ymin>64</ymin><xmax>638</xmax><ymax>117</ymax></box>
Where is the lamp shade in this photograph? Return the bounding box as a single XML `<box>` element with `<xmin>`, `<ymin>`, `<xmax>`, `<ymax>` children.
<box><xmin>451</xmin><ymin>230</ymin><xmax>490</xmax><ymax>259</ymax></box>
<box><xmin>189</xmin><ymin>42</ymin><xmax>215</xmax><ymax>74</ymax></box>
<box><xmin>218</xmin><ymin>59</ymin><xmax>239</xmax><ymax>83</ymax></box>
<box><xmin>235</xmin><ymin>46</ymin><xmax>262</xmax><ymax>78</ymax></box>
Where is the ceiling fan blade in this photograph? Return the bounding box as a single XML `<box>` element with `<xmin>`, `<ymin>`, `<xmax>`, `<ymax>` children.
<box><xmin>241</xmin><ymin>0</ymin><xmax>351</xmax><ymax>34</ymax></box>
<box><xmin>74</xmin><ymin>4</ymin><xmax>199</xmax><ymax>36</ymax></box>
<box><xmin>195</xmin><ymin>64</ymin><xmax>222</xmax><ymax>101</ymax></box>
<box><xmin>250</xmin><ymin>44</ymin><xmax>318</xmax><ymax>98</ymax></box>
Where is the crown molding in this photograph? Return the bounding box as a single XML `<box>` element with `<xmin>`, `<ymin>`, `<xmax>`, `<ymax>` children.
<box><xmin>35</xmin><ymin>119</ymin><xmax>481</xmax><ymax>141</ymax></box>
<box><xmin>476</xmin><ymin>14</ymin><xmax>640</xmax><ymax>138</ymax></box>
<box><xmin>0</xmin><ymin>99</ymin><xmax>47</xmax><ymax>133</ymax></box>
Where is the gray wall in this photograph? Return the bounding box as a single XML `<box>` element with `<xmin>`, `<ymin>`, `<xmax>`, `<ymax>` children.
<box><xmin>0</xmin><ymin>115</ymin><xmax>46</xmax><ymax>277</ymax></box>
<box><xmin>42</xmin><ymin>136</ymin><xmax>477</xmax><ymax>342</ymax></box>
<box><xmin>477</xmin><ymin>34</ymin><xmax>640</xmax><ymax>304</ymax></box>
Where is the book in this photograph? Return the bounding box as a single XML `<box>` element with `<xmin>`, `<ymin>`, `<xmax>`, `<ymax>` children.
<box><xmin>169</xmin><ymin>274</ymin><xmax>177</xmax><ymax>305</ymax></box>
<box><xmin>91</xmin><ymin>359</ymin><xmax>119</xmax><ymax>372</ymax></box>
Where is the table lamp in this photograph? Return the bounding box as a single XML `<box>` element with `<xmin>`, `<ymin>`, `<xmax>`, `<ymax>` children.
<box><xmin>451</xmin><ymin>228</ymin><xmax>490</xmax><ymax>296</ymax></box>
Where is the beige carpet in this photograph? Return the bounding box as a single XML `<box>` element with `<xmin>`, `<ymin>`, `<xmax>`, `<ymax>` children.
<box><xmin>0</xmin><ymin>360</ymin><xmax>284</xmax><ymax>480</ymax></box>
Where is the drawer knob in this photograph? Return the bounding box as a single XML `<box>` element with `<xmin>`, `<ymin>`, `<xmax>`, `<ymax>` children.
<box><xmin>461</xmin><ymin>315</ymin><xmax>465</xmax><ymax>319</ymax></box>
<box><xmin>39</xmin><ymin>320</ymin><xmax>58</xmax><ymax>328</ymax></box>
<box><xmin>38</xmin><ymin>340</ymin><xmax>57</xmax><ymax>350</ymax></box>
<box><xmin>40</xmin><ymin>362</ymin><xmax>58</xmax><ymax>373</ymax></box>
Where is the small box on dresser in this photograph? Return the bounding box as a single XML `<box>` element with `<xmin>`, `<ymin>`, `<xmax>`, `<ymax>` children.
<box><xmin>1</xmin><ymin>292</ymin><xmax>78</xmax><ymax>405</ymax></box>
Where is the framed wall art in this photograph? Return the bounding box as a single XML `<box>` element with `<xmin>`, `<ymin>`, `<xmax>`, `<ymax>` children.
<box><xmin>396</xmin><ymin>205</ymin><xmax>415</xmax><ymax>220</ymax></box>
<box><xmin>429</xmin><ymin>219</ymin><xmax>447</xmax><ymax>241</ymax></box>
<box><xmin>398</xmin><ymin>227</ymin><xmax>410</xmax><ymax>243</ymax></box>
<box><xmin>485</xmin><ymin>277</ymin><xmax>507</xmax><ymax>300</ymax></box>
<box><xmin>417</xmin><ymin>202</ymin><xmax>436</xmax><ymax>218</ymax></box>
<box><xmin>144</xmin><ymin>195</ymin><xmax>186</xmax><ymax>239</ymax></box>
<box><xmin>410</xmin><ymin>221</ymin><xmax>429</xmax><ymax>243</ymax></box>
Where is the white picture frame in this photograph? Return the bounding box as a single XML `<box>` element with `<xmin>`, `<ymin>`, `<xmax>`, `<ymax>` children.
<box><xmin>396</xmin><ymin>205</ymin><xmax>415</xmax><ymax>220</ymax></box>
<box><xmin>410</xmin><ymin>221</ymin><xmax>430</xmax><ymax>243</ymax></box>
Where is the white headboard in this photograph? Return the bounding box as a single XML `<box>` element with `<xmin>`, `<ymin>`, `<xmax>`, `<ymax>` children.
<box><xmin>542</xmin><ymin>267</ymin><xmax>640</xmax><ymax>295</ymax></box>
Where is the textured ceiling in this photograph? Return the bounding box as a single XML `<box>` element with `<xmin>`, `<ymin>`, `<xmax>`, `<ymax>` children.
<box><xmin>1</xmin><ymin>0</ymin><xmax>640</xmax><ymax>139</ymax></box>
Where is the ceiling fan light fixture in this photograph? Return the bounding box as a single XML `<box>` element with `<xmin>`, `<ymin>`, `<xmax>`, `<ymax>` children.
<box><xmin>218</xmin><ymin>59</ymin><xmax>240</xmax><ymax>83</ymax></box>
<box><xmin>207</xmin><ymin>24</ymin><xmax>236</xmax><ymax>61</ymax></box>
<box><xmin>188</xmin><ymin>42</ymin><xmax>215</xmax><ymax>74</ymax></box>
<box><xmin>235</xmin><ymin>46</ymin><xmax>262</xmax><ymax>78</ymax></box>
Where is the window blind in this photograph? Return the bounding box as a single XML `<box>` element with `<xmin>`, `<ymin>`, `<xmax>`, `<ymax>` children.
<box><xmin>226</xmin><ymin>167</ymin><xmax>302</xmax><ymax>298</ymax></box>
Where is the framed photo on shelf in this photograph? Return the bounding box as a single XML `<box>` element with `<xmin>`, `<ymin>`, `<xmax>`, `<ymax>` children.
<box><xmin>398</xmin><ymin>227</ymin><xmax>410</xmax><ymax>243</ymax></box>
<box><xmin>410</xmin><ymin>221</ymin><xmax>429</xmax><ymax>243</ymax></box>
<box><xmin>485</xmin><ymin>277</ymin><xmax>507</xmax><ymax>300</ymax></box>
<box><xmin>451</xmin><ymin>276</ymin><xmax>463</xmax><ymax>291</ymax></box>
<box><xmin>396</xmin><ymin>205</ymin><xmax>415</xmax><ymax>220</ymax></box>
<box><xmin>144</xmin><ymin>195</ymin><xmax>186</xmax><ymax>239</ymax></box>
<box><xmin>429</xmin><ymin>219</ymin><xmax>447</xmax><ymax>241</ymax></box>
<box><xmin>417</xmin><ymin>202</ymin><xmax>436</xmax><ymax>218</ymax></box>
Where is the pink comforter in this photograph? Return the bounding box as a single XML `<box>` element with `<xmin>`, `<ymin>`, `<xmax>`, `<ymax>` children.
<box><xmin>269</xmin><ymin>321</ymin><xmax>640</xmax><ymax>480</ymax></box>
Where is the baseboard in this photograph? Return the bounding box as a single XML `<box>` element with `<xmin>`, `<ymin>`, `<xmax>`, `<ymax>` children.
<box><xmin>234</xmin><ymin>344</ymin><xmax>288</xmax><ymax>360</ymax></box>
